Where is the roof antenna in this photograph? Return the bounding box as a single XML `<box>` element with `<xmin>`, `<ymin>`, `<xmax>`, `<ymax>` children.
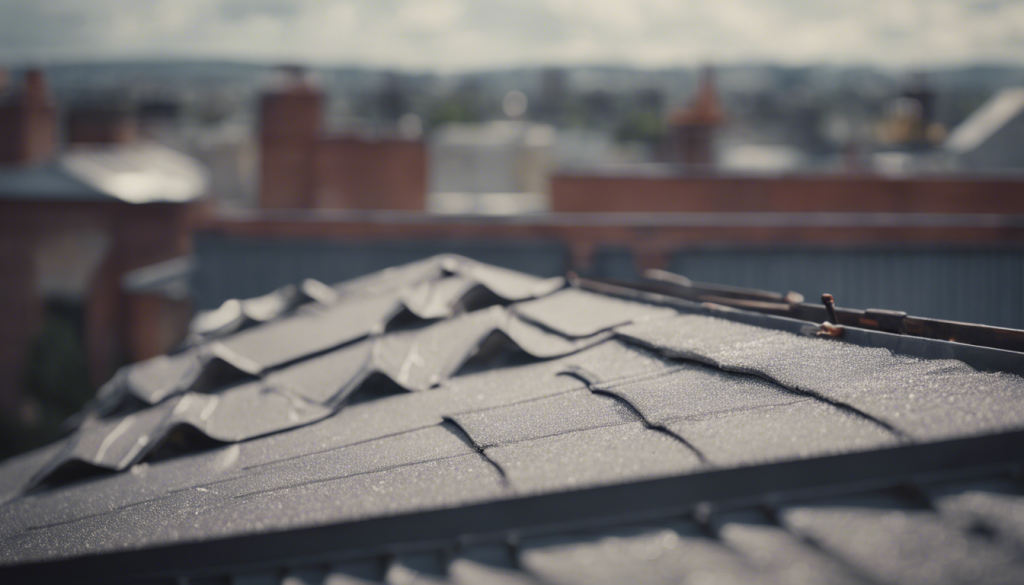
<box><xmin>821</xmin><ymin>294</ymin><xmax>838</xmax><ymax>323</ymax></box>
<box><xmin>818</xmin><ymin>293</ymin><xmax>844</xmax><ymax>338</ymax></box>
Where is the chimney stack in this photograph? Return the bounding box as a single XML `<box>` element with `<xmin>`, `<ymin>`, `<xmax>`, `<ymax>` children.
<box><xmin>0</xmin><ymin>68</ymin><xmax>58</xmax><ymax>165</ymax></box>
<box><xmin>258</xmin><ymin>65</ymin><xmax>324</xmax><ymax>208</ymax></box>
<box><xmin>65</xmin><ymin>97</ymin><xmax>137</xmax><ymax>146</ymax></box>
<box><xmin>667</xmin><ymin>66</ymin><xmax>725</xmax><ymax>170</ymax></box>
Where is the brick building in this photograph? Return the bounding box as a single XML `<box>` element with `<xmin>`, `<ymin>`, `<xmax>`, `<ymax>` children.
<box><xmin>0</xmin><ymin>70</ymin><xmax>207</xmax><ymax>450</ymax></box>
<box><xmin>258</xmin><ymin>66</ymin><xmax>426</xmax><ymax>210</ymax></box>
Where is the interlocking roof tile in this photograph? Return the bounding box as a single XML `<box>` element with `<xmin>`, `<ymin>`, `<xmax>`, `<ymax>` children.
<box><xmin>2</xmin><ymin>255</ymin><xmax>1024</xmax><ymax>584</ymax></box>
<box><xmin>618</xmin><ymin>313</ymin><xmax>1024</xmax><ymax>440</ymax></box>
<box><xmin>664</xmin><ymin>400</ymin><xmax>900</xmax><ymax>467</ymax></box>
<box><xmin>513</xmin><ymin>288</ymin><xmax>675</xmax><ymax>338</ymax></box>
<box><xmin>486</xmin><ymin>422</ymin><xmax>703</xmax><ymax>494</ymax></box>
<box><xmin>448</xmin><ymin>390</ymin><xmax>638</xmax><ymax>449</ymax></box>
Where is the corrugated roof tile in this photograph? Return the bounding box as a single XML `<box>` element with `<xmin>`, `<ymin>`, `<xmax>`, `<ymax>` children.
<box><xmin>4</xmin><ymin>257</ymin><xmax>1024</xmax><ymax>582</ymax></box>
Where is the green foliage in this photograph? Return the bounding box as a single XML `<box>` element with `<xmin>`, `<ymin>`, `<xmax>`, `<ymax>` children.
<box><xmin>427</xmin><ymin>99</ymin><xmax>479</xmax><ymax>129</ymax></box>
<box><xmin>615</xmin><ymin>111</ymin><xmax>665</xmax><ymax>144</ymax></box>
<box><xmin>0</xmin><ymin>303</ymin><xmax>96</xmax><ymax>461</ymax></box>
<box><xmin>25</xmin><ymin>308</ymin><xmax>93</xmax><ymax>417</ymax></box>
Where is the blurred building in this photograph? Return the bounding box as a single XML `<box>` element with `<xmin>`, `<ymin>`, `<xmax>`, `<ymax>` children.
<box><xmin>259</xmin><ymin>66</ymin><xmax>426</xmax><ymax>210</ymax></box>
<box><xmin>876</xmin><ymin>73</ymin><xmax>943</xmax><ymax>148</ymax></box>
<box><xmin>65</xmin><ymin>101</ymin><xmax>137</xmax><ymax>145</ymax></box>
<box><xmin>945</xmin><ymin>87</ymin><xmax>1024</xmax><ymax>173</ymax></box>
<box><xmin>537</xmin><ymin>67</ymin><xmax>567</xmax><ymax>120</ymax></box>
<box><xmin>428</xmin><ymin>120</ymin><xmax>554</xmax><ymax>214</ymax></box>
<box><xmin>0</xmin><ymin>69</ymin><xmax>207</xmax><ymax>446</ymax></box>
<box><xmin>156</xmin><ymin>64</ymin><xmax>1024</xmax><ymax>336</ymax></box>
<box><xmin>667</xmin><ymin>66</ymin><xmax>725</xmax><ymax>169</ymax></box>
<box><xmin>0</xmin><ymin>69</ymin><xmax>57</xmax><ymax>165</ymax></box>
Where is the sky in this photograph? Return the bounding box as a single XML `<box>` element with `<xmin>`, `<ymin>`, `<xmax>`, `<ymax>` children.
<box><xmin>1</xmin><ymin>0</ymin><xmax>1023</xmax><ymax>71</ymax></box>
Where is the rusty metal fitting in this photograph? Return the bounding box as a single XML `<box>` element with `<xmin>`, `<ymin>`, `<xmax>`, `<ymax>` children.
<box><xmin>817</xmin><ymin>321</ymin><xmax>844</xmax><ymax>338</ymax></box>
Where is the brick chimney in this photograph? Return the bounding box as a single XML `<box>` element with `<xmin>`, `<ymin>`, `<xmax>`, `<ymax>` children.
<box><xmin>65</xmin><ymin>103</ymin><xmax>137</xmax><ymax>145</ymax></box>
<box><xmin>258</xmin><ymin>65</ymin><xmax>324</xmax><ymax>208</ymax></box>
<box><xmin>667</xmin><ymin>66</ymin><xmax>725</xmax><ymax>169</ymax></box>
<box><xmin>0</xmin><ymin>69</ymin><xmax>58</xmax><ymax>165</ymax></box>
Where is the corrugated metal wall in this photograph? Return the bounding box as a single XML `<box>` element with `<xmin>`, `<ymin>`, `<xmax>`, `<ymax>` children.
<box><xmin>668</xmin><ymin>248</ymin><xmax>1024</xmax><ymax>329</ymax></box>
<box><xmin>191</xmin><ymin>236</ymin><xmax>1024</xmax><ymax>329</ymax></box>
<box><xmin>191</xmin><ymin>234</ymin><xmax>569</xmax><ymax>310</ymax></box>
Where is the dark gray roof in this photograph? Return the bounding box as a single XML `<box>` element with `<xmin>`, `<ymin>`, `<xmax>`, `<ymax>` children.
<box><xmin>2</xmin><ymin>254</ymin><xmax>1024</xmax><ymax>584</ymax></box>
<box><xmin>0</xmin><ymin>143</ymin><xmax>207</xmax><ymax>204</ymax></box>
<box><xmin>0</xmin><ymin>162</ymin><xmax>102</xmax><ymax>200</ymax></box>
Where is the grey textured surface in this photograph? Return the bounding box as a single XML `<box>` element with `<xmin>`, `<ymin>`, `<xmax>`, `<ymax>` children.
<box><xmin>618</xmin><ymin>313</ymin><xmax>1024</xmax><ymax>441</ymax></box>
<box><xmin>188</xmin><ymin>278</ymin><xmax>339</xmax><ymax>342</ymax></box>
<box><xmin>266</xmin><ymin>339</ymin><xmax>375</xmax><ymax>404</ymax></box>
<box><xmin>0</xmin><ymin>440</ymin><xmax>68</xmax><ymax>506</ymax></box>
<box><xmin>63</xmin><ymin>263</ymin><xmax>593</xmax><ymax>480</ymax></box>
<box><xmin>513</xmin><ymin>288</ymin><xmax>675</xmax><ymax>338</ymax></box>
<box><xmin>215</xmin><ymin>293</ymin><xmax>402</xmax><ymax>372</ymax></box>
<box><xmin>397</xmin><ymin>259</ymin><xmax>563</xmax><ymax>321</ymax></box>
<box><xmin>518</xmin><ymin>522</ymin><xmax>770</xmax><ymax>585</ymax></box>
<box><xmin>448</xmin><ymin>390</ymin><xmax>638</xmax><ymax>448</ymax></box>
<box><xmin>330</xmin><ymin>253</ymin><xmax>564</xmax><ymax>308</ymax></box>
<box><xmin>714</xmin><ymin>510</ymin><xmax>873</xmax><ymax>585</ymax></box>
<box><xmin>666</xmin><ymin>400</ymin><xmax>901</xmax><ymax>467</ymax></box>
<box><xmin>4</xmin><ymin>258</ymin><xmax>1024</xmax><ymax>584</ymax></box>
<box><xmin>374</xmin><ymin>308</ymin><xmax>507</xmax><ymax>391</ymax></box>
<box><xmin>386</xmin><ymin>553</ymin><xmax>450</xmax><ymax>585</ymax></box>
<box><xmin>197</xmin><ymin>425</ymin><xmax>477</xmax><ymax>499</ymax></box>
<box><xmin>449</xmin><ymin>544</ymin><xmax>542</xmax><ymax>585</ymax></box>
<box><xmin>925</xmin><ymin>478</ymin><xmax>1024</xmax><ymax>553</ymax></box>
<box><xmin>595</xmin><ymin>363</ymin><xmax>806</xmax><ymax>424</ymax></box>
<box><xmin>120</xmin><ymin>348</ymin><xmax>205</xmax><ymax>405</ymax></box>
<box><xmin>458</xmin><ymin>259</ymin><xmax>564</xmax><ymax>301</ymax></box>
<box><xmin>35</xmin><ymin>400</ymin><xmax>174</xmax><ymax>475</ymax></box>
<box><xmin>0</xmin><ymin>453</ymin><xmax>507</xmax><ymax>565</ymax></box>
<box><xmin>501</xmin><ymin>313</ymin><xmax>614</xmax><ymax>358</ymax></box>
<box><xmin>781</xmin><ymin>491</ymin><xmax>1024</xmax><ymax>585</ymax></box>
<box><xmin>179</xmin><ymin>381</ymin><xmax>333</xmax><ymax>442</ymax></box>
<box><xmin>591</xmin><ymin>360</ymin><xmax>901</xmax><ymax>466</ymax></box>
<box><xmin>399</xmin><ymin>274</ymin><xmax>481</xmax><ymax>319</ymax></box>
<box><xmin>332</xmin><ymin>255</ymin><xmax>449</xmax><ymax>299</ymax></box>
<box><xmin>486</xmin><ymin>421</ymin><xmax>703</xmax><ymax>494</ymax></box>
<box><xmin>558</xmin><ymin>338</ymin><xmax>683</xmax><ymax>386</ymax></box>
<box><xmin>319</xmin><ymin>559</ymin><xmax>387</xmax><ymax>584</ymax></box>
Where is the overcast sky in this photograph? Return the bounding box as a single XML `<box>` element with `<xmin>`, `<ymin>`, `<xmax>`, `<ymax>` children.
<box><xmin>2</xmin><ymin>0</ymin><xmax>1023</xmax><ymax>71</ymax></box>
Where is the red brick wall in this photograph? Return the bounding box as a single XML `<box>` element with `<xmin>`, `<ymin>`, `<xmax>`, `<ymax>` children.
<box><xmin>0</xmin><ymin>70</ymin><xmax>58</xmax><ymax>165</ymax></box>
<box><xmin>65</xmin><ymin>111</ymin><xmax>137</xmax><ymax>145</ymax></box>
<box><xmin>0</xmin><ymin>201</ymin><xmax>199</xmax><ymax>413</ymax></box>
<box><xmin>258</xmin><ymin>90</ymin><xmax>323</xmax><ymax>209</ymax></box>
<box><xmin>0</xmin><ymin>99</ymin><xmax>57</xmax><ymax>165</ymax></box>
<box><xmin>550</xmin><ymin>174</ymin><xmax>1024</xmax><ymax>214</ymax></box>
<box><xmin>312</xmin><ymin>138</ymin><xmax>426</xmax><ymax>210</ymax></box>
<box><xmin>258</xmin><ymin>86</ymin><xmax>426</xmax><ymax>210</ymax></box>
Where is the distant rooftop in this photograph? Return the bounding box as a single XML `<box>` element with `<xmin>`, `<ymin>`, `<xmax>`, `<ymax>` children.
<box><xmin>432</xmin><ymin>120</ymin><xmax>556</xmax><ymax>148</ymax></box>
<box><xmin>0</xmin><ymin>142</ymin><xmax>208</xmax><ymax>204</ymax></box>
<box><xmin>946</xmin><ymin>87</ymin><xmax>1024</xmax><ymax>154</ymax></box>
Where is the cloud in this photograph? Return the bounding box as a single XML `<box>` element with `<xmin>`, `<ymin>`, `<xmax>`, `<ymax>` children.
<box><xmin>0</xmin><ymin>0</ymin><xmax>1022</xmax><ymax>69</ymax></box>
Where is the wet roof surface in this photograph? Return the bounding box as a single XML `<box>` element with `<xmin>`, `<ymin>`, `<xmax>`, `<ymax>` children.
<box><xmin>2</xmin><ymin>254</ymin><xmax>1024</xmax><ymax>584</ymax></box>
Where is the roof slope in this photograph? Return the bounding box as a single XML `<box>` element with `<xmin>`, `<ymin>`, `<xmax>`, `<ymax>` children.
<box><xmin>2</xmin><ymin>255</ymin><xmax>1024</xmax><ymax>584</ymax></box>
<box><xmin>945</xmin><ymin>87</ymin><xmax>1024</xmax><ymax>153</ymax></box>
<box><xmin>0</xmin><ymin>142</ymin><xmax>207</xmax><ymax>204</ymax></box>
